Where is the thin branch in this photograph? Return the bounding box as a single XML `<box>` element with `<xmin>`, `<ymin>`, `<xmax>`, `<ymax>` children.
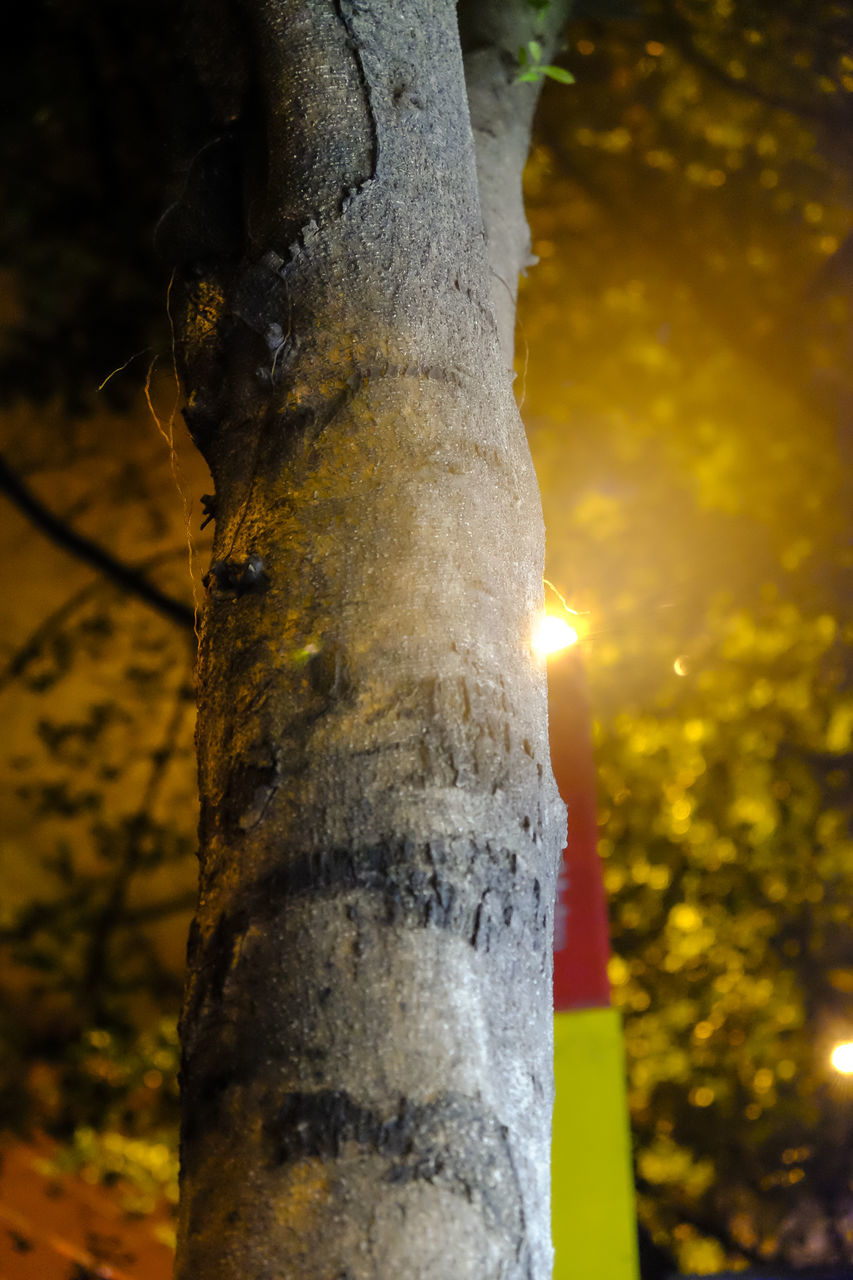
<box><xmin>125</xmin><ymin>889</ymin><xmax>197</xmax><ymax>924</ymax></box>
<box><xmin>0</xmin><ymin>451</ymin><xmax>195</xmax><ymax>632</ymax></box>
<box><xmin>0</xmin><ymin>548</ymin><xmax>199</xmax><ymax>695</ymax></box>
<box><xmin>82</xmin><ymin>679</ymin><xmax>194</xmax><ymax>1014</ymax></box>
<box><xmin>0</xmin><ymin>581</ymin><xmax>101</xmax><ymax>693</ymax></box>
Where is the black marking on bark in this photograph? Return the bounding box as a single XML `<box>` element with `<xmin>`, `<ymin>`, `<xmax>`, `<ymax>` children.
<box><xmin>503</xmin><ymin>1119</ymin><xmax>533</xmax><ymax>1280</ymax></box>
<box><xmin>256</xmin><ymin>839</ymin><xmax>536</xmax><ymax>949</ymax></box>
<box><xmin>266</xmin><ymin>840</ymin><xmax>536</xmax><ymax>940</ymax></box>
<box><xmin>470</xmin><ymin>898</ymin><xmax>485</xmax><ymax>950</ymax></box>
<box><xmin>265</xmin><ymin>1090</ymin><xmax>525</xmax><ymax>1237</ymax></box>
<box><xmin>185</xmin><ymin>837</ymin><xmax>550</xmax><ymax>1037</ymax></box>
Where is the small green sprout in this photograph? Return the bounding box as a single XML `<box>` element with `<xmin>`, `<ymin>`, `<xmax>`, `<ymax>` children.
<box><xmin>516</xmin><ymin>40</ymin><xmax>575</xmax><ymax>85</ymax></box>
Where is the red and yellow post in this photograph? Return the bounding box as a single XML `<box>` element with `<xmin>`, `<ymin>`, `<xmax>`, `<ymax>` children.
<box><xmin>535</xmin><ymin>613</ymin><xmax>639</xmax><ymax>1280</ymax></box>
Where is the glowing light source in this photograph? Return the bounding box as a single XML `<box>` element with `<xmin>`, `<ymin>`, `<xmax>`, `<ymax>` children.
<box><xmin>533</xmin><ymin>613</ymin><xmax>579</xmax><ymax>659</ymax></box>
<box><xmin>831</xmin><ymin>1041</ymin><xmax>853</xmax><ymax>1074</ymax></box>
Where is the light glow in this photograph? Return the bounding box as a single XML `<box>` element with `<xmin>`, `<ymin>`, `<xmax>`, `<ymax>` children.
<box><xmin>831</xmin><ymin>1041</ymin><xmax>853</xmax><ymax>1074</ymax></box>
<box><xmin>533</xmin><ymin>613</ymin><xmax>579</xmax><ymax>659</ymax></box>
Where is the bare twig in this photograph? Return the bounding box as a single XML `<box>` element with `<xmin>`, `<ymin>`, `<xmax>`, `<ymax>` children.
<box><xmin>0</xmin><ymin>548</ymin><xmax>199</xmax><ymax>695</ymax></box>
<box><xmin>0</xmin><ymin>452</ymin><xmax>195</xmax><ymax>632</ymax></box>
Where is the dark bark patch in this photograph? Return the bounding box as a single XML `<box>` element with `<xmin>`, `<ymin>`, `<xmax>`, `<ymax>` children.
<box><xmin>194</xmin><ymin>838</ymin><xmax>548</xmax><ymax>981</ymax></box>
<box><xmin>470</xmin><ymin>897</ymin><xmax>485</xmax><ymax>950</ymax></box>
<box><xmin>185</xmin><ymin>915</ymin><xmax>201</xmax><ymax>967</ymax></box>
<box><xmin>184</xmin><ymin>838</ymin><xmax>552</xmax><ymax>1049</ymax></box>
<box><xmin>182</xmin><ymin>402</ymin><xmax>219</xmax><ymax>455</ymax></box>
<box><xmin>307</xmin><ymin>643</ymin><xmax>350</xmax><ymax>700</ymax></box>
<box><xmin>256</xmin><ymin>838</ymin><xmax>539</xmax><ymax>948</ymax></box>
<box><xmin>203</xmin><ymin>554</ymin><xmax>268</xmax><ymax>596</ymax></box>
<box><xmin>193</xmin><ymin>904</ymin><xmax>251</xmax><ymax>1016</ymax></box>
<box><xmin>265</xmin><ymin>1089</ymin><xmax>525</xmax><ymax>1238</ymax></box>
<box><xmin>390</xmin><ymin>71</ymin><xmax>423</xmax><ymax>112</ymax></box>
<box><xmin>220</xmin><ymin>754</ymin><xmax>279</xmax><ymax>836</ymax></box>
<box><xmin>231</xmin><ymin>250</ymin><xmax>288</xmax><ymax>340</ymax></box>
<box><xmin>181</xmin><ymin>1063</ymin><xmax>245</xmax><ymax>1152</ymax></box>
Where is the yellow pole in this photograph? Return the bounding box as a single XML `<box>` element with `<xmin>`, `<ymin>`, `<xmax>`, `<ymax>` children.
<box><xmin>546</xmin><ymin>639</ymin><xmax>639</xmax><ymax>1280</ymax></box>
<box><xmin>552</xmin><ymin>1007</ymin><xmax>638</xmax><ymax>1279</ymax></box>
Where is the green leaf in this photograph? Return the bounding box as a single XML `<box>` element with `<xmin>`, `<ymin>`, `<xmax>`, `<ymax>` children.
<box><xmin>529</xmin><ymin>40</ymin><xmax>543</xmax><ymax>63</ymax></box>
<box><xmin>542</xmin><ymin>65</ymin><xmax>575</xmax><ymax>84</ymax></box>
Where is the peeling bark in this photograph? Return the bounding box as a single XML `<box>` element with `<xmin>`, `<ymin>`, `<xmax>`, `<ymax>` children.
<box><xmin>171</xmin><ymin>2</ymin><xmax>567</xmax><ymax>1276</ymax></box>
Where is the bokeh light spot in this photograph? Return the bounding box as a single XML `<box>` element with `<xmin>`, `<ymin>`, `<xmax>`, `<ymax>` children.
<box><xmin>830</xmin><ymin>1041</ymin><xmax>853</xmax><ymax>1074</ymax></box>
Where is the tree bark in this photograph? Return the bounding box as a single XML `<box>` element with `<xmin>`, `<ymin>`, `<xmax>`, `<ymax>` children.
<box><xmin>172</xmin><ymin>2</ymin><xmax>566</xmax><ymax>1276</ymax></box>
<box><xmin>460</xmin><ymin>1</ymin><xmax>571</xmax><ymax>366</ymax></box>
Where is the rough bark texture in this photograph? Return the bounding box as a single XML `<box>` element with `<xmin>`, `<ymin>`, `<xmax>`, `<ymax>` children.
<box><xmin>460</xmin><ymin>1</ymin><xmax>571</xmax><ymax>365</ymax></box>
<box><xmin>172</xmin><ymin>2</ymin><xmax>566</xmax><ymax>1276</ymax></box>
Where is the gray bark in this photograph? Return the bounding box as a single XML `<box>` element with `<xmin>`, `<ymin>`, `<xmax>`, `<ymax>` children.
<box><xmin>460</xmin><ymin>1</ymin><xmax>571</xmax><ymax>365</ymax></box>
<box><xmin>172</xmin><ymin>2</ymin><xmax>567</xmax><ymax>1276</ymax></box>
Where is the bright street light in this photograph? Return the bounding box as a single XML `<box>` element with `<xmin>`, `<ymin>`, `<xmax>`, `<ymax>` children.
<box><xmin>831</xmin><ymin>1041</ymin><xmax>853</xmax><ymax>1074</ymax></box>
<box><xmin>533</xmin><ymin>613</ymin><xmax>579</xmax><ymax>659</ymax></box>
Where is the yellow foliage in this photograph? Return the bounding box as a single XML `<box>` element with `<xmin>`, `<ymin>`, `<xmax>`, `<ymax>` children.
<box><xmin>825</xmin><ymin>702</ymin><xmax>853</xmax><ymax>752</ymax></box>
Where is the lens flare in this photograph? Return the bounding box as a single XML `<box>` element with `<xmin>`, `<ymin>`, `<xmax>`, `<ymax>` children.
<box><xmin>533</xmin><ymin>613</ymin><xmax>579</xmax><ymax>659</ymax></box>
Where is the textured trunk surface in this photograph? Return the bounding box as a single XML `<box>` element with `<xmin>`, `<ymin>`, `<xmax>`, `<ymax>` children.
<box><xmin>459</xmin><ymin>1</ymin><xmax>570</xmax><ymax>365</ymax></box>
<box><xmin>172</xmin><ymin>2</ymin><xmax>566</xmax><ymax>1276</ymax></box>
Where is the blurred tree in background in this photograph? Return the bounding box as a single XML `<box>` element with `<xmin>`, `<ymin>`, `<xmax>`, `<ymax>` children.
<box><xmin>1</xmin><ymin>0</ymin><xmax>852</xmax><ymax>1272</ymax></box>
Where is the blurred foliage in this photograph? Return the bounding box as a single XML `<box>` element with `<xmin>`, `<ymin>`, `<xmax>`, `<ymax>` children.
<box><xmin>522</xmin><ymin>0</ymin><xmax>853</xmax><ymax>1271</ymax></box>
<box><xmin>2</xmin><ymin>0</ymin><xmax>853</xmax><ymax>1273</ymax></box>
<box><xmin>54</xmin><ymin>1021</ymin><xmax>180</xmax><ymax>1204</ymax></box>
<box><xmin>31</xmin><ymin>1020</ymin><xmax>181</xmax><ymax>1234</ymax></box>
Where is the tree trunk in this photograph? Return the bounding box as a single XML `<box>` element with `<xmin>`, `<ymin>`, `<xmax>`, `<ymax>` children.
<box><xmin>172</xmin><ymin>2</ymin><xmax>567</xmax><ymax>1276</ymax></box>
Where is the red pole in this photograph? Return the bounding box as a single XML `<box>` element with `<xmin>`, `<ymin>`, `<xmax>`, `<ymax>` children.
<box><xmin>549</xmin><ymin>647</ymin><xmax>611</xmax><ymax>1011</ymax></box>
